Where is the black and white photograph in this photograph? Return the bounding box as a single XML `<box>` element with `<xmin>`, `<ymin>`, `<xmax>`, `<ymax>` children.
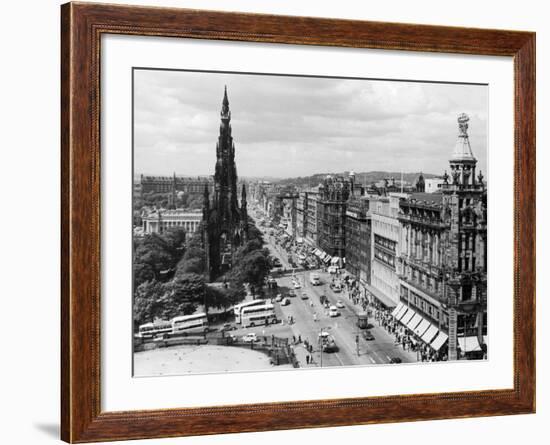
<box><xmin>132</xmin><ymin>69</ymin><xmax>488</xmax><ymax>377</ymax></box>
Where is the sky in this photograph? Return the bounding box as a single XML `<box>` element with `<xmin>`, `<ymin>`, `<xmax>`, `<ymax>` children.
<box><xmin>134</xmin><ymin>69</ymin><xmax>488</xmax><ymax>179</ymax></box>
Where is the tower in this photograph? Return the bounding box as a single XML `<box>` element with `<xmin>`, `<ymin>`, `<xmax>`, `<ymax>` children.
<box><xmin>416</xmin><ymin>172</ymin><xmax>425</xmax><ymax>192</ymax></box>
<box><xmin>441</xmin><ymin>113</ymin><xmax>487</xmax><ymax>360</ymax></box>
<box><xmin>202</xmin><ymin>87</ymin><xmax>248</xmax><ymax>280</ymax></box>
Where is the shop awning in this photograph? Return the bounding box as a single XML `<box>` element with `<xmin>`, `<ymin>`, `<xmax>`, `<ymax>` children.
<box><xmin>401</xmin><ymin>309</ymin><xmax>416</xmax><ymax>325</ymax></box>
<box><xmin>430</xmin><ymin>332</ymin><xmax>449</xmax><ymax>351</ymax></box>
<box><xmin>323</xmin><ymin>256</ymin><xmax>332</xmax><ymax>264</ymax></box>
<box><xmin>395</xmin><ymin>304</ymin><xmax>409</xmax><ymax>320</ymax></box>
<box><xmin>396</xmin><ymin>306</ymin><xmax>410</xmax><ymax>321</ymax></box>
<box><xmin>391</xmin><ymin>302</ymin><xmax>404</xmax><ymax>318</ymax></box>
<box><xmin>421</xmin><ymin>325</ymin><xmax>439</xmax><ymax>344</ymax></box>
<box><xmin>458</xmin><ymin>336</ymin><xmax>483</xmax><ymax>353</ymax></box>
<box><xmin>406</xmin><ymin>313</ymin><xmax>423</xmax><ymax>330</ymax></box>
<box><xmin>413</xmin><ymin>319</ymin><xmax>431</xmax><ymax>337</ymax></box>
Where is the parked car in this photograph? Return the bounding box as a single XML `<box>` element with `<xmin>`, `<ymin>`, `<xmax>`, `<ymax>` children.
<box><xmin>336</xmin><ymin>300</ymin><xmax>345</xmax><ymax>308</ymax></box>
<box><xmin>329</xmin><ymin>306</ymin><xmax>340</xmax><ymax>317</ymax></box>
<box><xmin>288</xmin><ymin>289</ymin><xmax>296</xmax><ymax>298</ymax></box>
<box><xmin>242</xmin><ymin>333</ymin><xmax>258</xmax><ymax>343</ymax></box>
<box><xmin>221</xmin><ymin>323</ymin><xmax>236</xmax><ymax>332</ymax></box>
<box><xmin>293</xmin><ymin>282</ymin><xmax>301</xmax><ymax>289</ymax></box>
<box><xmin>362</xmin><ymin>330</ymin><xmax>375</xmax><ymax>341</ymax></box>
<box><xmin>327</xmin><ymin>266</ymin><xmax>338</xmax><ymax>274</ymax></box>
<box><xmin>281</xmin><ymin>297</ymin><xmax>291</xmax><ymax>306</ymax></box>
<box><xmin>301</xmin><ymin>292</ymin><xmax>309</xmax><ymax>300</ymax></box>
<box><xmin>275</xmin><ymin>294</ymin><xmax>283</xmax><ymax>302</ymax></box>
<box><xmin>389</xmin><ymin>357</ymin><xmax>402</xmax><ymax>364</ymax></box>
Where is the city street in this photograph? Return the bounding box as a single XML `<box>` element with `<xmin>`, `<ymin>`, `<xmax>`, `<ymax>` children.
<box><xmin>235</xmin><ymin>209</ymin><xmax>418</xmax><ymax>368</ymax></box>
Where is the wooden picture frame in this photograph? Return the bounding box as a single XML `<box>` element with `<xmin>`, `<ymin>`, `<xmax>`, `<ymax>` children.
<box><xmin>61</xmin><ymin>2</ymin><xmax>536</xmax><ymax>442</ymax></box>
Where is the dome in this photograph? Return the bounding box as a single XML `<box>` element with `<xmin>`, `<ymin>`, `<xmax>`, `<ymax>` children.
<box><xmin>451</xmin><ymin>113</ymin><xmax>476</xmax><ymax>162</ymax></box>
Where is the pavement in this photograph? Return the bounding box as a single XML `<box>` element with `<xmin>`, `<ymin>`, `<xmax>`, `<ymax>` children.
<box><xmin>134</xmin><ymin>344</ymin><xmax>293</xmax><ymax>376</ymax></box>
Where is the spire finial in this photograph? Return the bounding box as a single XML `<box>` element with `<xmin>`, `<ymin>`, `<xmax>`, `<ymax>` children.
<box><xmin>221</xmin><ymin>86</ymin><xmax>230</xmax><ymax>120</ymax></box>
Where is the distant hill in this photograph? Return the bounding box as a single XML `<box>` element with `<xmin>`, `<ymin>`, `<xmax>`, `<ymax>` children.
<box><xmin>271</xmin><ymin>171</ymin><xmax>439</xmax><ymax>188</ymax></box>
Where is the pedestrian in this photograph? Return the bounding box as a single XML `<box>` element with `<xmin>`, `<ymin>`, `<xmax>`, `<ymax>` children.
<box><xmin>306</xmin><ymin>355</ymin><xmax>310</xmax><ymax>365</ymax></box>
<box><xmin>299</xmin><ymin>335</ymin><xmax>302</xmax><ymax>343</ymax></box>
<box><xmin>292</xmin><ymin>335</ymin><xmax>296</xmax><ymax>344</ymax></box>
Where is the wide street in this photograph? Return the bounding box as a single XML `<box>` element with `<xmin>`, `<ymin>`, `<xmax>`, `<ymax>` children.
<box><xmin>233</xmin><ymin>209</ymin><xmax>418</xmax><ymax>368</ymax></box>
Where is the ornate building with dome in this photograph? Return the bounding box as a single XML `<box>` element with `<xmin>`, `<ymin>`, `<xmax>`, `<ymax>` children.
<box><xmin>202</xmin><ymin>87</ymin><xmax>248</xmax><ymax>280</ymax></box>
<box><xmin>397</xmin><ymin>113</ymin><xmax>487</xmax><ymax>360</ymax></box>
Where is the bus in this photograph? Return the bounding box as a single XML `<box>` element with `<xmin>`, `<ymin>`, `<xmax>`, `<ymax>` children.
<box><xmin>233</xmin><ymin>299</ymin><xmax>265</xmax><ymax>323</ymax></box>
<box><xmin>240</xmin><ymin>303</ymin><xmax>277</xmax><ymax>327</ymax></box>
<box><xmin>171</xmin><ymin>313</ymin><xmax>209</xmax><ymax>334</ymax></box>
<box><xmin>136</xmin><ymin>320</ymin><xmax>172</xmax><ymax>339</ymax></box>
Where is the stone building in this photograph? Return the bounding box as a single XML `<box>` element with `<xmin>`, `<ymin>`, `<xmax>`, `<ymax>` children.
<box><xmin>141</xmin><ymin>209</ymin><xmax>202</xmax><ymax>235</ymax></box>
<box><xmin>369</xmin><ymin>194</ymin><xmax>406</xmax><ymax>308</ymax></box>
<box><xmin>345</xmin><ymin>194</ymin><xmax>371</xmax><ymax>287</ymax></box>
<box><xmin>304</xmin><ymin>189</ymin><xmax>319</xmax><ymax>246</ymax></box>
<box><xmin>316</xmin><ymin>175</ymin><xmax>352</xmax><ymax>259</ymax></box>
<box><xmin>202</xmin><ymin>87</ymin><xmax>248</xmax><ymax>280</ymax></box>
<box><xmin>397</xmin><ymin>113</ymin><xmax>487</xmax><ymax>360</ymax></box>
<box><xmin>140</xmin><ymin>174</ymin><xmax>214</xmax><ymax>195</ymax></box>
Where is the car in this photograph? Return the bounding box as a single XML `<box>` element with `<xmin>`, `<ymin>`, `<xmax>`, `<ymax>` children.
<box><xmin>288</xmin><ymin>289</ymin><xmax>296</xmax><ymax>298</ymax></box>
<box><xmin>221</xmin><ymin>323</ymin><xmax>235</xmax><ymax>331</ymax></box>
<box><xmin>281</xmin><ymin>297</ymin><xmax>291</xmax><ymax>306</ymax></box>
<box><xmin>275</xmin><ymin>294</ymin><xmax>283</xmax><ymax>302</ymax></box>
<box><xmin>329</xmin><ymin>306</ymin><xmax>340</xmax><ymax>317</ymax></box>
<box><xmin>336</xmin><ymin>300</ymin><xmax>345</xmax><ymax>308</ymax></box>
<box><xmin>301</xmin><ymin>292</ymin><xmax>309</xmax><ymax>300</ymax></box>
<box><xmin>362</xmin><ymin>330</ymin><xmax>375</xmax><ymax>341</ymax></box>
<box><xmin>293</xmin><ymin>282</ymin><xmax>301</xmax><ymax>289</ymax></box>
<box><xmin>332</xmin><ymin>284</ymin><xmax>342</xmax><ymax>293</ymax></box>
<box><xmin>327</xmin><ymin>266</ymin><xmax>338</xmax><ymax>274</ymax></box>
<box><xmin>389</xmin><ymin>357</ymin><xmax>403</xmax><ymax>364</ymax></box>
<box><xmin>242</xmin><ymin>333</ymin><xmax>258</xmax><ymax>343</ymax></box>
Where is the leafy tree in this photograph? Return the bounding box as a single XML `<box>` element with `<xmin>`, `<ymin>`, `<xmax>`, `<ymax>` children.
<box><xmin>133</xmin><ymin>279</ymin><xmax>167</xmax><ymax>326</ymax></box>
<box><xmin>160</xmin><ymin>273</ymin><xmax>205</xmax><ymax>319</ymax></box>
<box><xmin>162</xmin><ymin>228</ymin><xmax>187</xmax><ymax>262</ymax></box>
<box><xmin>133</xmin><ymin>261</ymin><xmax>156</xmax><ymax>288</ymax></box>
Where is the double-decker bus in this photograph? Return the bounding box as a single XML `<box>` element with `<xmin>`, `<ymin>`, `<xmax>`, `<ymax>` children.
<box><xmin>171</xmin><ymin>313</ymin><xmax>209</xmax><ymax>334</ymax></box>
<box><xmin>240</xmin><ymin>303</ymin><xmax>277</xmax><ymax>327</ymax></box>
<box><xmin>136</xmin><ymin>320</ymin><xmax>173</xmax><ymax>338</ymax></box>
<box><xmin>233</xmin><ymin>299</ymin><xmax>265</xmax><ymax>323</ymax></box>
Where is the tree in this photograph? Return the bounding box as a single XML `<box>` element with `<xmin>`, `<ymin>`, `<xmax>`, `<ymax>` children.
<box><xmin>133</xmin><ymin>279</ymin><xmax>167</xmax><ymax>327</ymax></box>
<box><xmin>162</xmin><ymin>228</ymin><xmax>187</xmax><ymax>263</ymax></box>
<box><xmin>160</xmin><ymin>273</ymin><xmax>205</xmax><ymax>319</ymax></box>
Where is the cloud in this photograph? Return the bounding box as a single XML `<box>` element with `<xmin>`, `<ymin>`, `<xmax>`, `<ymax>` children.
<box><xmin>134</xmin><ymin>69</ymin><xmax>488</xmax><ymax>178</ymax></box>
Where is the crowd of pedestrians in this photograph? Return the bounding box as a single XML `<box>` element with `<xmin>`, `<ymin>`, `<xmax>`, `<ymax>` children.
<box><xmin>373</xmin><ymin>305</ymin><xmax>447</xmax><ymax>362</ymax></box>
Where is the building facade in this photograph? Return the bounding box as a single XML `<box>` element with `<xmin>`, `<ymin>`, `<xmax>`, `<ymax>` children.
<box><xmin>425</xmin><ymin>177</ymin><xmax>445</xmax><ymax>193</ymax></box>
<box><xmin>141</xmin><ymin>209</ymin><xmax>202</xmax><ymax>235</ymax></box>
<box><xmin>345</xmin><ymin>195</ymin><xmax>371</xmax><ymax>286</ymax></box>
<box><xmin>202</xmin><ymin>87</ymin><xmax>248</xmax><ymax>280</ymax></box>
<box><xmin>316</xmin><ymin>175</ymin><xmax>352</xmax><ymax>259</ymax></box>
<box><xmin>369</xmin><ymin>194</ymin><xmax>406</xmax><ymax>307</ymax></box>
<box><xmin>397</xmin><ymin>113</ymin><xmax>487</xmax><ymax>360</ymax></box>
<box><xmin>304</xmin><ymin>189</ymin><xmax>319</xmax><ymax>246</ymax></box>
<box><xmin>140</xmin><ymin>174</ymin><xmax>214</xmax><ymax>195</ymax></box>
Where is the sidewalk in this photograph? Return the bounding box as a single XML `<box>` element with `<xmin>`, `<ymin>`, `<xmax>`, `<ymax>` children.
<box><xmin>291</xmin><ymin>342</ymin><xmax>319</xmax><ymax>368</ymax></box>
